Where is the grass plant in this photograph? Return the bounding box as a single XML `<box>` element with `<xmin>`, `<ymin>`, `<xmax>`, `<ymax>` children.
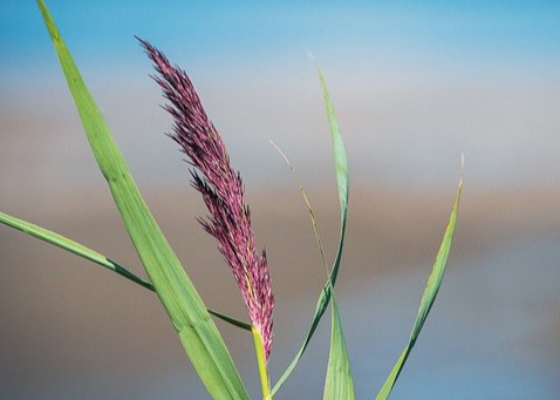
<box><xmin>0</xmin><ymin>1</ymin><xmax>463</xmax><ymax>399</ymax></box>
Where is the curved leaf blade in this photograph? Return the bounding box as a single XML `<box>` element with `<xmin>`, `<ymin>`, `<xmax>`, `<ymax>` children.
<box><xmin>0</xmin><ymin>210</ymin><xmax>154</xmax><ymax>290</ymax></box>
<box><xmin>35</xmin><ymin>2</ymin><xmax>249</xmax><ymax>399</ymax></box>
<box><xmin>271</xmin><ymin>65</ymin><xmax>350</xmax><ymax>397</ymax></box>
<box><xmin>374</xmin><ymin>170</ymin><xmax>464</xmax><ymax>400</ymax></box>
<box><xmin>0</xmin><ymin>209</ymin><xmax>252</xmax><ymax>330</ymax></box>
<box><xmin>319</xmin><ymin>66</ymin><xmax>354</xmax><ymax>400</ymax></box>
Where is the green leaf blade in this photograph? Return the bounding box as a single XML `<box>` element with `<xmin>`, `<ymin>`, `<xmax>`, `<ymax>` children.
<box><xmin>323</xmin><ymin>295</ymin><xmax>356</xmax><ymax>400</ymax></box>
<box><xmin>0</xmin><ymin>209</ymin><xmax>253</xmax><ymax>331</ymax></box>
<box><xmin>374</xmin><ymin>173</ymin><xmax>464</xmax><ymax>400</ymax></box>
<box><xmin>271</xmin><ymin>65</ymin><xmax>350</xmax><ymax>397</ymax></box>
<box><xmin>318</xmin><ymin>67</ymin><xmax>355</xmax><ymax>400</ymax></box>
<box><xmin>318</xmin><ymin>72</ymin><xmax>349</xmax><ymax>214</ymax></box>
<box><xmin>0</xmin><ymin>210</ymin><xmax>154</xmax><ymax>290</ymax></box>
<box><xmin>317</xmin><ymin>66</ymin><xmax>349</xmax><ymax>285</ymax></box>
<box><xmin>35</xmin><ymin>2</ymin><xmax>249</xmax><ymax>399</ymax></box>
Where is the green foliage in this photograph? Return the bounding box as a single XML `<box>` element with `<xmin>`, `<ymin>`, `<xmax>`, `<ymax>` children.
<box><xmin>324</xmin><ymin>295</ymin><xmax>356</xmax><ymax>400</ymax></box>
<box><xmin>374</xmin><ymin>170</ymin><xmax>463</xmax><ymax>400</ymax></box>
<box><xmin>269</xmin><ymin>65</ymin><xmax>351</xmax><ymax>397</ymax></box>
<box><xmin>35</xmin><ymin>1</ymin><xmax>249</xmax><ymax>399</ymax></box>
<box><xmin>0</xmin><ymin>209</ymin><xmax>253</xmax><ymax>330</ymax></box>
<box><xmin>0</xmin><ymin>210</ymin><xmax>154</xmax><ymax>290</ymax></box>
<box><xmin>0</xmin><ymin>2</ymin><xmax>464</xmax><ymax>399</ymax></box>
<box><xmin>317</xmin><ymin>67</ymin><xmax>355</xmax><ymax>400</ymax></box>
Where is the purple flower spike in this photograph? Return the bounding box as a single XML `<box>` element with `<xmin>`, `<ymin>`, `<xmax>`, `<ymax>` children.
<box><xmin>140</xmin><ymin>39</ymin><xmax>274</xmax><ymax>360</ymax></box>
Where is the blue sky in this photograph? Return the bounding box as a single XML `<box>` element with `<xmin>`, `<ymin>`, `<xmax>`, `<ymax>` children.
<box><xmin>1</xmin><ymin>1</ymin><xmax>560</xmax><ymax>188</ymax></box>
<box><xmin>3</xmin><ymin>0</ymin><xmax>560</xmax><ymax>73</ymax></box>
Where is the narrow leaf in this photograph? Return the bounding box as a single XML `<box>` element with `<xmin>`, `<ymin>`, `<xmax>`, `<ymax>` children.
<box><xmin>35</xmin><ymin>2</ymin><xmax>249</xmax><ymax>399</ymax></box>
<box><xmin>323</xmin><ymin>294</ymin><xmax>356</xmax><ymax>400</ymax></box>
<box><xmin>271</xmin><ymin>64</ymin><xmax>350</xmax><ymax>396</ymax></box>
<box><xmin>271</xmin><ymin>133</ymin><xmax>355</xmax><ymax>400</ymax></box>
<box><xmin>374</xmin><ymin>167</ymin><xmax>464</xmax><ymax>400</ymax></box>
<box><xmin>209</xmin><ymin>309</ymin><xmax>253</xmax><ymax>332</ymax></box>
<box><xmin>0</xmin><ymin>209</ymin><xmax>252</xmax><ymax>330</ymax></box>
<box><xmin>318</xmin><ymin>67</ymin><xmax>354</xmax><ymax>399</ymax></box>
<box><xmin>0</xmin><ymin>210</ymin><xmax>154</xmax><ymax>290</ymax></box>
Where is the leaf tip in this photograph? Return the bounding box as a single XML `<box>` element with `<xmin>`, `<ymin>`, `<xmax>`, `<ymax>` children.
<box><xmin>459</xmin><ymin>153</ymin><xmax>465</xmax><ymax>190</ymax></box>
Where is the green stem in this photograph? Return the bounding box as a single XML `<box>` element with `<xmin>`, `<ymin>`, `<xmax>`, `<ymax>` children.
<box><xmin>252</xmin><ymin>327</ymin><xmax>271</xmax><ymax>400</ymax></box>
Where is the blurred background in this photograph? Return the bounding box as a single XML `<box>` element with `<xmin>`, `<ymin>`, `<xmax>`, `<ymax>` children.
<box><xmin>1</xmin><ymin>1</ymin><xmax>559</xmax><ymax>399</ymax></box>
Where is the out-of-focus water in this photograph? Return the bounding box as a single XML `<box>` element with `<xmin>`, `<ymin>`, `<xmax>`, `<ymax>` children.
<box><xmin>347</xmin><ymin>232</ymin><xmax>560</xmax><ymax>400</ymax></box>
<box><xmin>148</xmin><ymin>232</ymin><xmax>560</xmax><ymax>400</ymax></box>
<box><xmin>6</xmin><ymin>232</ymin><xmax>556</xmax><ymax>400</ymax></box>
<box><xmin>1</xmin><ymin>187</ymin><xmax>558</xmax><ymax>400</ymax></box>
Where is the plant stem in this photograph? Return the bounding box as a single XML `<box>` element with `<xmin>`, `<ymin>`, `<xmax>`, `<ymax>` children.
<box><xmin>252</xmin><ymin>327</ymin><xmax>271</xmax><ymax>400</ymax></box>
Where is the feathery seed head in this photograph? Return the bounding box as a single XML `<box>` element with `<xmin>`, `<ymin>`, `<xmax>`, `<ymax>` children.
<box><xmin>139</xmin><ymin>38</ymin><xmax>274</xmax><ymax>359</ymax></box>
